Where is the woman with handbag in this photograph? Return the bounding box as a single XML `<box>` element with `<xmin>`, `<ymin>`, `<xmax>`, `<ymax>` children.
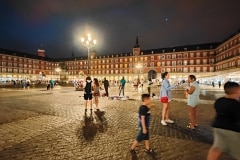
<box><xmin>160</xmin><ymin>72</ymin><xmax>178</xmax><ymax>126</ymax></box>
<box><xmin>93</xmin><ymin>78</ymin><xmax>100</xmax><ymax>110</ymax></box>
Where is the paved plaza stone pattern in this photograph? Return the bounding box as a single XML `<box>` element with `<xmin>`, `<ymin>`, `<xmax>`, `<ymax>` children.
<box><xmin>0</xmin><ymin>85</ymin><xmax>234</xmax><ymax>160</ymax></box>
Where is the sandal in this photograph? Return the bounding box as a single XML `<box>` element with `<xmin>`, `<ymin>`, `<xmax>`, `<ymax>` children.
<box><xmin>187</xmin><ymin>124</ymin><xmax>195</xmax><ymax>130</ymax></box>
<box><xmin>188</xmin><ymin>123</ymin><xmax>198</xmax><ymax>127</ymax></box>
<box><xmin>145</xmin><ymin>148</ymin><xmax>155</xmax><ymax>154</ymax></box>
<box><xmin>130</xmin><ymin>149</ymin><xmax>136</xmax><ymax>154</ymax></box>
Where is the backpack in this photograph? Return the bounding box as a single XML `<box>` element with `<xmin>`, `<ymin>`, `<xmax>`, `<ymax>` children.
<box><xmin>84</xmin><ymin>81</ymin><xmax>92</xmax><ymax>94</ymax></box>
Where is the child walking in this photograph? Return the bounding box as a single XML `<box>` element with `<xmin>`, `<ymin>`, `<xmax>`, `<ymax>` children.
<box><xmin>130</xmin><ymin>94</ymin><xmax>155</xmax><ymax>154</ymax></box>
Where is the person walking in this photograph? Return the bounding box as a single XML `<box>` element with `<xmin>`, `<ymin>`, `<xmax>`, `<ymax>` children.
<box><xmin>83</xmin><ymin>76</ymin><xmax>93</xmax><ymax>112</ymax></box>
<box><xmin>160</xmin><ymin>72</ymin><xmax>178</xmax><ymax>126</ymax></box>
<box><xmin>218</xmin><ymin>81</ymin><xmax>221</xmax><ymax>88</ymax></box>
<box><xmin>26</xmin><ymin>78</ymin><xmax>30</xmax><ymax>90</ymax></box>
<box><xmin>186</xmin><ymin>75</ymin><xmax>200</xmax><ymax>129</ymax></box>
<box><xmin>147</xmin><ymin>78</ymin><xmax>153</xmax><ymax>95</ymax></box>
<box><xmin>130</xmin><ymin>94</ymin><xmax>155</xmax><ymax>154</ymax></box>
<box><xmin>93</xmin><ymin>78</ymin><xmax>100</xmax><ymax>110</ymax></box>
<box><xmin>119</xmin><ymin>77</ymin><xmax>126</xmax><ymax>96</ymax></box>
<box><xmin>103</xmin><ymin>78</ymin><xmax>109</xmax><ymax>97</ymax></box>
<box><xmin>22</xmin><ymin>79</ymin><xmax>26</xmax><ymax>89</ymax></box>
<box><xmin>49</xmin><ymin>79</ymin><xmax>54</xmax><ymax>90</ymax></box>
<box><xmin>207</xmin><ymin>82</ymin><xmax>240</xmax><ymax>160</ymax></box>
<box><xmin>212</xmin><ymin>81</ymin><xmax>215</xmax><ymax>88</ymax></box>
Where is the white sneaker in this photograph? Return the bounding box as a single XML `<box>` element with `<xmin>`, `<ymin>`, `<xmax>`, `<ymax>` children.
<box><xmin>165</xmin><ymin>119</ymin><xmax>174</xmax><ymax>123</ymax></box>
<box><xmin>161</xmin><ymin>120</ymin><xmax>167</xmax><ymax>126</ymax></box>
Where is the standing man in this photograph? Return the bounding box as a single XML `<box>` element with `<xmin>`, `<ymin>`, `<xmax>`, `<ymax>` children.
<box><xmin>218</xmin><ymin>81</ymin><xmax>221</xmax><ymax>88</ymax></box>
<box><xmin>119</xmin><ymin>77</ymin><xmax>126</xmax><ymax>96</ymax></box>
<box><xmin>83</xmin><ymin>76</ymin><xmax>93</xmax><ymax>112</ymax></box>
<box><xmin>147</xmin><ymin>78</ymin><xmax>153</xmax><ymax>95</ymax></box>
<box><xmin>103</xmin><ymin>78</ymin><xmax>109</xmax><ymax>97</ymax></box>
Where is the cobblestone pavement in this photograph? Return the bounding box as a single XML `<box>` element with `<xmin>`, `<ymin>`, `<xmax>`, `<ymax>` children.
<box><xmin>0</xmin><ymin>86</ymin><xmax>234</xmax><ymax>160</ymax></box>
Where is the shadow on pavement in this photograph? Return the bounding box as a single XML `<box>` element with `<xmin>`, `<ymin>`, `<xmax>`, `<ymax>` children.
<box><xmin>165</xmin><ymin>123</ymin><xmax>213</xmax><ymax>144</ymax></box>
<box><xmin>82</xmin><ymin>111</ymin><xmax>98</xmax><ymax>141</ymax></box>
<box><xmin>77</xmin><ymin>110</ymin><xmax>107</xmax><ymax>141</ymax></box>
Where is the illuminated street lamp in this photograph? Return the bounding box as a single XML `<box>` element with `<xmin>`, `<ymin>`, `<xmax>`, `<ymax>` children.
<box><xmin>136</xmin><ymin>64</ymin><xmax>142</xmax><ymax>83</ymax></box>
<box><xmin>80</xmin><ymin>34</ymin><xmax>96</xmax><ymax>75</ymax></box>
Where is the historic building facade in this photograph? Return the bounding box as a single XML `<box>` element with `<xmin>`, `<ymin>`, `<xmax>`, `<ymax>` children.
<box><xmin>0</xmin><ymin>31</ymin><xmax>240</xmax><ymax>82</ymax></box>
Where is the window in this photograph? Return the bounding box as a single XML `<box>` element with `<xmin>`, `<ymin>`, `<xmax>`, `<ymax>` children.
<box><xmin>8</xmin><ymin>68</ymin><xmax>12</xmax><ymax>73</ymax></box>
<box><xmin>203</xmin><ymin>59</ymin><xmax>207</xmax><ymax>64</ymax></box>
<box><xmin>151</xmin><ymin>56</ymin><xmax>154</xmax><ymax>60</ymax></box>
<box><xmin>161</xmin><ymin>56</ymin><xmax>165</xmax><ymax>60</ymax></box>
<box><xmin>196</xmin><ymin>67</ymin><xmax>200</xmax><ymax>72</ymax></box>
<box><xmin>1</xmin><ymin>62</ymin><xmax>6</xmax><ymax>66</ymax></box>
<box><xmin>184</xmin><ymin>60</ymin><xmax>187</xmax><ymax>65</ymax></box>
<box><xmin>190</xmin><ymin>67</ymin><xmax>194</xmax><ymax>72</ymax></box>
<box><xmin>172</xmin><ymin>61</ymin><xmax>176</xmax><ymax>66</ymax></box>
<box><xmin>150</xmin><ymin>62</ymin><xmax>154</xmax><ymax>67</ymax></box>
<box><xmin>178</xmin><ymin>54</ymin><xmax>182</xmax><ymax>58</ymax></box>
<box><xmin>183</xmin><ymin>67</ymin><xmax>188</xmax><ymax>72</ymax></box>
<box><xmin>2</xmin><ymin>68</ymin><xmax>6</xmax><ymax>72</ymax></box>
<box><xmin>196</xmin><ymin>60</ymin><xmax>200</xmax><ymax>65</ymax></box>
<box><xmin>203</xmin><ymin>67</ymin><xmax>207</xmax><ymax>72</ymax></box>
<box><xmin>190</xmin><ymin>53</ymin><xmax>194</xmax><ymax>58</ymax></box>
<box><xmin>203</xmin><ymin>52</ymin><xmax>207</xmax><ymax>57</ymax></box>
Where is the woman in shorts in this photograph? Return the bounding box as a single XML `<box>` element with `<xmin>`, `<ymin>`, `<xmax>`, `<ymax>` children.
<box><xmin>160</xmin><ymin>72</ymin><xmax>178</xmax><ymax>126</ymax></box>
<box><xmin>93</xmin><ymin>78</ymin><xmax>100</xmax><ymax>110</ymax></box>
<box><xmin>186</xmin><ymin>75</ymin><xmax>200</xmax><ymax>129</ymax></box>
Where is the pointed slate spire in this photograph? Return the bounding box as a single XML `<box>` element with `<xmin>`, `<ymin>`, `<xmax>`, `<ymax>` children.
<box><xmin>134</xmin><ymin>36</ymin><xmax>140</xmax><ymax>48</ymax></box>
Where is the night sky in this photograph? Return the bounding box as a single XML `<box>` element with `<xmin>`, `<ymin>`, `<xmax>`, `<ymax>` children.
<box><xmin>0</xmin><ymin>0</ymin><xmax>240</xmax><ymax>58</ymax></box>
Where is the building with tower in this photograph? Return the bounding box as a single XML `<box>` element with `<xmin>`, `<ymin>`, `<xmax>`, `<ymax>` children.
<box><xmin>0</xmin><ymin>31</ymin><xmax>240</xmax><ymax>83</ymax></box>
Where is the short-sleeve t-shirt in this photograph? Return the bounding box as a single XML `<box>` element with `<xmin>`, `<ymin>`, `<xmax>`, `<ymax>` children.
<box><xmin>212</xmin><ymin>97</ymin><xmax>240</xmax><ymax>132</ymax></box>
<box><xmin>190</xmin><ymin>81</ymin><xmax>200</xmax><ymax>97</ymax></box>
<box><xmin>139</xmin><ymin>105</ymin><xmax>151</xmax><ymax>128</ymax></box>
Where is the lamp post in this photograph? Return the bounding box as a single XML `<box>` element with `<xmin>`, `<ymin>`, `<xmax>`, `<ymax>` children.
<box><xmin>136</xmin><ymin>64</ymin><xmax>142</xmax><ymax>84</ymax></box>
<box><xmin>80</xmin><ymin>34</ymin><xmax>96</xmax><ymax>76</ymax></box>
